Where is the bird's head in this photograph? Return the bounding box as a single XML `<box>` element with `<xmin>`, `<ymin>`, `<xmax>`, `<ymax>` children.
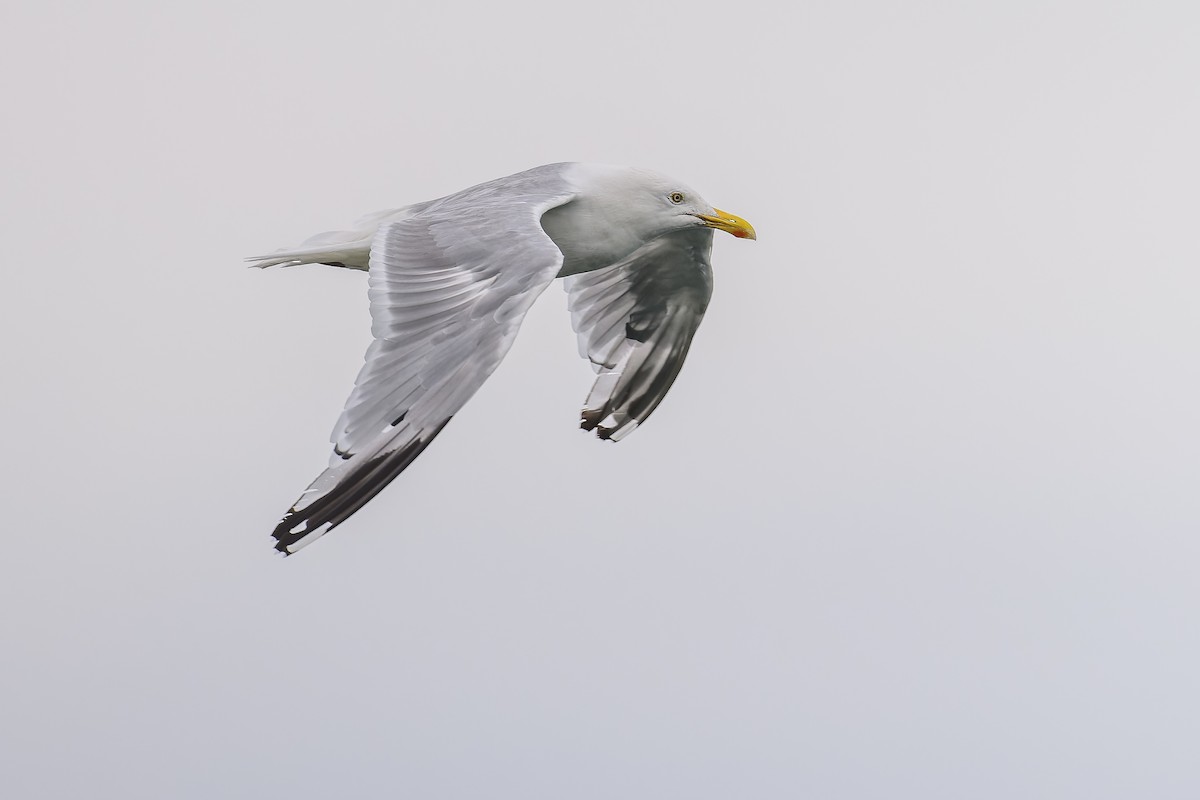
<box><xmin>578</xmin><ymin>165</ymin><xmax>757</xmax><ymax>244</ymax></box>
<box><xmin>627</xmin><ymin>168</ymin><xmax>757</xmax><ymax>242</ymax></box>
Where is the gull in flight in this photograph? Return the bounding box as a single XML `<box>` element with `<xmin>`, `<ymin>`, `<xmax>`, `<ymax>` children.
<box><xmin>251</xmin><ymin>163</ymin><xmax>756</xmax><ymax>554</ymax></box>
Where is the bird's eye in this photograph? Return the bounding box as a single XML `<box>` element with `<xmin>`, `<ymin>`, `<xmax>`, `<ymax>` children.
<box><xmin>669</xmin><ymin>192</ymin><xmax>684</xmax><ymax>204</ymax></box>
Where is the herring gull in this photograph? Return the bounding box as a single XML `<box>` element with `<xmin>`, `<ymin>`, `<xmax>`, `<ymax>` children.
<box><xmin>250</xmin><ymin>163</ymin><xmax>756</xmax><ymax>554</ymax></box>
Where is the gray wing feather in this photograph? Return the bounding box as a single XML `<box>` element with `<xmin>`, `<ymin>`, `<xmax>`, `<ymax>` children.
<box><xmin>564</xmin><ymin>228</ymin><xmax>714</xmax><ymax>442</ymax></box>
<box><xmin>272</xmin><ymin>167</ymin><xmax>576</xmax><ymax>553</ymax></box>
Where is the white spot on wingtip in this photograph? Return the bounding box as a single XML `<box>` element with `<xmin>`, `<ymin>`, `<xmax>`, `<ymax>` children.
<box><xmin>287</xmin><ymin>522</ymin><xmax>333</xmax><ymax>553</ymax></box>
<box><xmin>609</xmin><ymin>421</ymin><xmax>638</xmax><ymax>442</ymax></box>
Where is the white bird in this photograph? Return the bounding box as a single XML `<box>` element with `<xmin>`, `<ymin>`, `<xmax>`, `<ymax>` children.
<box><xmin>251</xmin><ymin>163</ymin><xmax>756</xmax><ymax>554</ymax></box>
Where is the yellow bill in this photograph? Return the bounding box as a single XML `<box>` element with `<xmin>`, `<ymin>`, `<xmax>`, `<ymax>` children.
<box><xmin>696</xmin><ymin>207</ymin><xmax>756</xmax><ymax>240</ymax></box>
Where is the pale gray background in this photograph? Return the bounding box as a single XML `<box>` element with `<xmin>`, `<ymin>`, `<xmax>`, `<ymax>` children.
<box><xmin>2</xmin><ymin>1</ymin><xmax>1198</xmax><ymax>797</ymax></box>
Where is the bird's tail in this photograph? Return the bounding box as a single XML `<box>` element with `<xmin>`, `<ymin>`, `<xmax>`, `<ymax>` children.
<box><xmin>245</xmin><ymin>230</ymin><xmax>373</xmax><ymax>270</ymax></box>
<box><xmin>245</xmin><ymin>206</ymin><xmax>419</xmax><ymax>270</ymax></box>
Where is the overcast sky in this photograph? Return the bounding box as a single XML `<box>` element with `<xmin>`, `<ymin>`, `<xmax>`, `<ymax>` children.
<box><xmin>3</xmin><ymin>1</ymin><xmax>1199</xmax><ymax>797</ymax></box>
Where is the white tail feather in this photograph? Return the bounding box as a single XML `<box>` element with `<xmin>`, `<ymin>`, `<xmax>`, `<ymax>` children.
<box><xmin>246</xmin><ymin>206</ymin><xmax>418</xmax><ymax>270</ymax></box>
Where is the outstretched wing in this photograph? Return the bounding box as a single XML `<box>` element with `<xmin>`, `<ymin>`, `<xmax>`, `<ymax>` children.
<box><xmin>564</xmin><ymin>228</ymin><xmax>714</xmax><ymax>442</ymax></box>
<box><xmin>272</xmin><ymin>170</ymin><xmax>576</xmax><ymax>554</ymax></box>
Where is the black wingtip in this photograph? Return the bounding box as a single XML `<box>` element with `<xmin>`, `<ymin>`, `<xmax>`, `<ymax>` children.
<box><xmin>580</xmin><ymin>408</ymin><xmax>603</xmax><ymax>432</ymax></box>
<box><xmin>266</xmin><ymin>417</ymin><xmax>455</xmax><ymax>556</ymax></box>
<box><xmin>580</xmin><ymin>411</ymin><xmax>618</xmax><ymax>441</ymax></box>
<box><xmin>270</xmin><ymin>512</ymin><xmax>305</xmax><ymax>555</ymax></box>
